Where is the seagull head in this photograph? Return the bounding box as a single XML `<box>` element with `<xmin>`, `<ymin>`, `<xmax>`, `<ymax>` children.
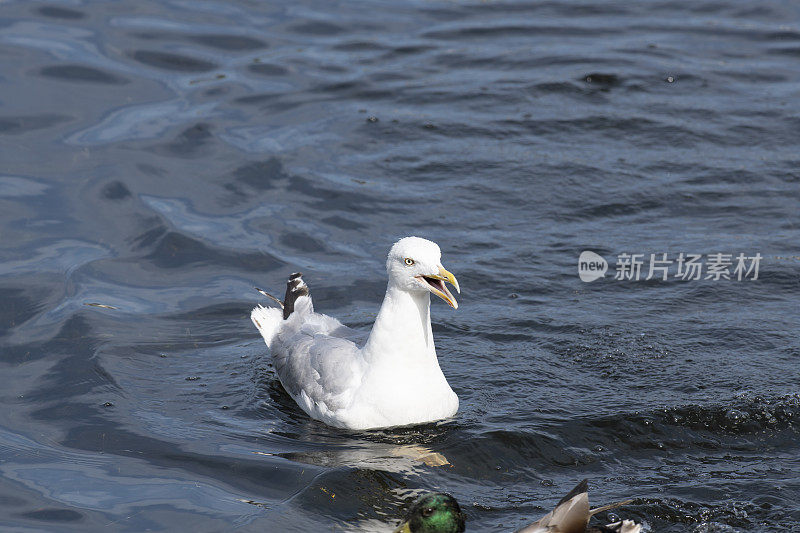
<box><xmin>386</xmin><ymin>236</ymin><xmax>460</xmax><ymax>309</ymax></box>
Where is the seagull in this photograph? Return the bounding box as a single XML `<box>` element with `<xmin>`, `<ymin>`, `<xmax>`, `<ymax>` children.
<box><xmin>251</xmin><ymin>237</ymin><xmax>461</xmax><ymax>430</ymax></box>
<box><xmin>391</xmin><ymin>481</ymin><xmax>641</xmax><ymax>533</ymax></box>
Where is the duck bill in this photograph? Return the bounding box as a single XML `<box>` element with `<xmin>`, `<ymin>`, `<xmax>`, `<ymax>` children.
<box><xmin>420</xmin><ymin>265</ymin><xmax>460</xmax><ymax>309</ymax></box>
<box><xmin>392</xmin><ymin>521</ymin><xmax>413</xmax><ymax>533</ymax></box>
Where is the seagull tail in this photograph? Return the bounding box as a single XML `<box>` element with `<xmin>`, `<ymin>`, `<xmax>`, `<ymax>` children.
<box><xmin>251</xmin><ymin>273</ymin><xmax>312</xmax><ymax>348</ymax></box>
<box><xmin>282</xmin><ymin>272</ymin><xmax>309</xmax><ymax>319</ymax></box>
<box><xmin>251</xmin><ymin>305</ymin><xmax>283</xmax><ymax>348</ymax></box>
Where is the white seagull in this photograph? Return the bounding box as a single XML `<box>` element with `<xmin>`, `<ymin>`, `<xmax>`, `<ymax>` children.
<box><xmin>251</xmin><ymin>236</ymin><xmax>461</xmax><ymax>430</ymax></box>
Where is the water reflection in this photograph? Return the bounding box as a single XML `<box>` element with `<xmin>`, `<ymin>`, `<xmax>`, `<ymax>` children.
<box><xmin>264</xmin><ymin>439</ymin><xmax>450</xmax><ymax>471</ymax></box>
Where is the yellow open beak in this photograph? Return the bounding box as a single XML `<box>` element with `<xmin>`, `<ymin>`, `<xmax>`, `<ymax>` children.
<box><xmin>419</xmin><ymin>265</ymin><xmax>460</xmax><ymax>309</ymax></box>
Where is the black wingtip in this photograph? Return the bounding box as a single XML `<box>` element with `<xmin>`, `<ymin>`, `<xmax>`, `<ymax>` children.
<box><xmin>557</xmin><ymin>479</ymin><xmax>589</xmax><ymax>507</ymax></box>
<box><xmin>283</xmin><ymin>273</ymin><xmax>310</xmax><ymax>319</ymax></box>
<box><xmin>255</xmin><ymin>287</ymin><xmax>284</xmax><ymax>308</ymax></box>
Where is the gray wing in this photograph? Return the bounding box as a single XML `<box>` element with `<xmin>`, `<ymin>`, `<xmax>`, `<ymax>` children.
<box><xmin>272</xmin><ymin>311</ymin><xmax>366</xmax><ymax>416</ymax></box>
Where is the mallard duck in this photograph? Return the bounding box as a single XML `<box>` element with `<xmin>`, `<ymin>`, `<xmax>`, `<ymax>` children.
<box><xmin>251</xmin><ymin>237</ymin><xmax>461</xmax><ymax>430</ymax></box>
<box><xmin>514</xmin><ymin>479</ymin><xmax>641</xmax><ymax>533</ymax></box>
<box><xmin>393</xmin><ymin>480</ymin><xmax>641</xmax><ymax>533</ymax></box>
<box><xmin>393</xmin><ymin>493</ymin><xmax>465</xmax><ymax>533</ymax></box>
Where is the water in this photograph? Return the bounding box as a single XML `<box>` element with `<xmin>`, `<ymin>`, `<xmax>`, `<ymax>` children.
<box><xmin>1</xmin><ymin>0</ymin><xmax>799</xmax><ymax>531</ymax></box>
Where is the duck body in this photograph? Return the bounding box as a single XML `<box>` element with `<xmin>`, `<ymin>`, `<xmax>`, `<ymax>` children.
<box><xmin>515</xmin><ymin>479</ymin><xmax>641</xmax><ymax>533</ymax></box>
<box><xmin>251</xmin><ymin>237</ymin><xmax>460</xmax><ymax>430</ymax></box>
<box><xmin>393</xmin><ymin>481</ymin><xmax>641</xmax><ymax>533</ymax></box>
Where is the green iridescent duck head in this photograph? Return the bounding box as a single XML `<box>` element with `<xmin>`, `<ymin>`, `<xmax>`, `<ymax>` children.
<box><xmin>393</xmin><ymin>493</ymin><xmax>466</xmax><ymax>533</ymax></box>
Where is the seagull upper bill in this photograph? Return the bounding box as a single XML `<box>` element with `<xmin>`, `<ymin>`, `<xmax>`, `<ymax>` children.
<box><xmin>417</xmin><ymin>265</ymin><xmax>460</xmax><ymax>309</ymax></box>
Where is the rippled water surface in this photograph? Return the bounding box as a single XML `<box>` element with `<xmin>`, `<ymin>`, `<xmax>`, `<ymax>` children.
<box><xmin>1</xmin><ymin>0</ymin><xmax>799</xmax><ymax>531</ymax></box>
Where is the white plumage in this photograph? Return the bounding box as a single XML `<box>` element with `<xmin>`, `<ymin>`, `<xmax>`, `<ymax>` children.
<box><xmin>251</xmin><ymin>237</ymin><xmax>461</xmax><ymax>430</ymax></box>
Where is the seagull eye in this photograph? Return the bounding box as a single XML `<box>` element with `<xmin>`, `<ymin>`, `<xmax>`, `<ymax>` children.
<box><xmin>404</xmin><ymin>258</ymin><xmax>415</xmax><ymax>266</ymax></box>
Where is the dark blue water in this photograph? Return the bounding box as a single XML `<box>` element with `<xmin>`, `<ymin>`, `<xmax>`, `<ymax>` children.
<box><xmin>1</xmin><ymin>0</ymin><xmax>799</xmax><ymax>531</ymax></box>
